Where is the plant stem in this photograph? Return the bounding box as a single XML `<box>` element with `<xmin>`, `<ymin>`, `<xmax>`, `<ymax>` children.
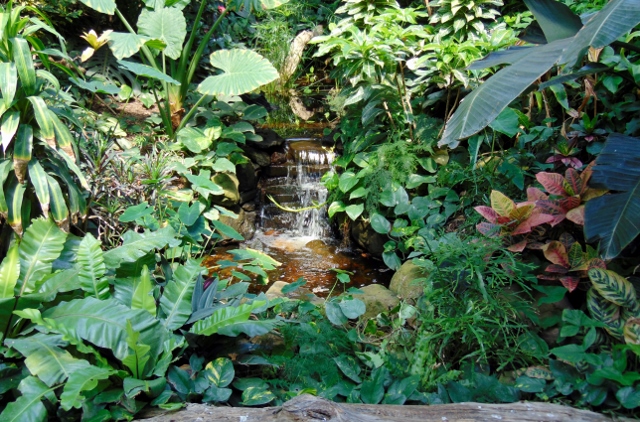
<box><xmin>174</xmin><ymin>94</ymin><xmax>208</xmax><ymax>134</ymax></box>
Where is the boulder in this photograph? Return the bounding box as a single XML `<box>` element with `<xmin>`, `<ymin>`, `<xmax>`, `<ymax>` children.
<box><xmin>242</xmin><ymin>145</ymin><xmax>271</xmax><ymax>167</ymax></box>
<box><xmin>389</xmin><ymin>261</ymin><xmax>428</xmax><ymax>300</ymax></box>
<box><xmin>266</xmin><ymin>281</ymin><xmax>290</xmax><ymax>300</ymax></box>
<box><xmin>252</xmin><ymin>128</ymin><xmax>285</xmax><ymax>149</ymax></box>
<box><xmin>351</xmin><ymin>219</ymin><xmax>387</xmax><ymax>256</ymax></box>
<box><xmin>218</xmin><ymin>208</ymin><xmax>257</xmax><ymax>241</ymax></box>
<box><xmin>359</xmin><ymin>284</ymin><xmax>399</xmax><ymax>320</ymax></box>
<box><xmin>236</xmin><ymin>161</ymin><xmax>258</xmax><ymax>192</ymax></box>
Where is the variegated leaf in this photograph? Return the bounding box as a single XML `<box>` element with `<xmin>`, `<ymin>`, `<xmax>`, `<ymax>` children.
<box><xmin>474</xmin><ymin>205</ymin><xmax>498</xmax><ymax>223</ymax></box>
<box><xmin>623</xmin><ymin>318</ymin><xmax>640</xmax><ymax>345</ymax></box>
<box><xmin>47</xmin><ymin>175</ymin><xmax>69</xmax><ymax>230</ymax></box>
<box><xmin>12</xmin><ymin>125</ymin><xmax>33</xmax><ymax>184</ymax></box>
<box><xmin>559</xmin><ymin>276</ymin><xmax>580</xmax><ymax>293</ymax></box>
<box><xmin>0</xmin><ymin>62</ymin><xmax>17</xmax><ymax>109</ymax></box>
<box><xmin>565</xmin><ymin>205</ymin><xmax>585</xmax><ymax>225</ymax></box>
<box><xmin>0</xmin><ymin>160</ymin><xmax>12</xmax><ymax>218</ymax></box>
<box><xmin>28</xmin><ymin>159</ymin><xmax>50</xmax><ymax>217</ymax></box>
<box><xmin>1</xmin><ymin>110</ymin><xmax>19</xmax><ymax>153</ymax></box>
<box><xmin>12</xmin><ymin>38</ymin><xmax>36</xmax><ymax>96</ymax></box>
<box><xmin>542</xmin><ymin>241</ymin><xmax>570</xmax><ymax>267</ymax></box>
<box><xmin>27</xmin><ymin>96</ymin><xmax>55</xmax><ymax>147</ymax></box>
<box><xmin>476</xmin><ymin>222</ymin><xmax>501</xmax><ymax>237</ymax></box>
<box><xmin>527</xmin><ymin>186</ymin><xmax>548</xmax><ymax>201</ymax></box>
<box><xmin>536</xmin><ymin>172</ymin><xmax>566</xmax><ymax>196</ymax></box>
<box><xmin>49</xmin><ymin>111</ymin><xmax>76</xmax><ymax>160</ymax></box>
<box><xmin>564</xmin><ymin>168</ymin><xmax>582</xmax><ymax>196</ymax></box>
<box><xmin>588</xmin><ymin>268</ymin><xmax>637</xmax><ymax>308</ymax></box>
<box><xmin>587</xmin><ymin>288</ymin><xmax>622</xmax><ymax>339</ymax></box>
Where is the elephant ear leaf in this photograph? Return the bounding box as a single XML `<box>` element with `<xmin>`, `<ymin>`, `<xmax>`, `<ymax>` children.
<box><xmin>585</xmin><ymin>134</ymin><xmax>640</xmax><ymax>259</ymax></box>
<box><xmin>197</xmin><ymin>49</ymin><xmax>279</xmax><ymax>97</ymax></box>
<box><xmin>77</xmin><ymin>0</ymin><xmax>116</xmax><ymax>15</ymax></box>
<box><xmin>228</xmin><ymin>0</ymin><xmax>290</xmax><ymax>13</ymax></box>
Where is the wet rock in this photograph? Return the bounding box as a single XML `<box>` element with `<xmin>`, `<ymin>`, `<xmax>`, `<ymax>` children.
<box><xmin>271</xmin><ymin>151</ymin><xmax>287</xmax><ymax>165</ymax></box>
<box><xmin>389</xmin><ymin>261</ymin><xmax>427</xmax><ymax>300</ymax></box>
<box><xmin>242</xmin><ymin>146</ymin><xmax>271</xmax><ymax>167</ymax></box>
<box><xmin>211</xmin><ymin>173</ymin><xmax>241</xmax><ymax>206</ymax></box>
<box><xmin>236</xmin><ymin>161</ymin><xmax>258</xmax><ymax>192</ymax></box>
<box><xmin>304</xmin><ymin>239</ymin><xmax>335</xmax><ymax>257</ymax></box>
<box><xmin>351</xmin><ymin>219</ymin><xmax>387</xmax><ymax>256</ymax></box>
<box><xmin>253</xmin><ymin>128</ymin><xmax>285</xmax><ymax>149</ymax></box>
<box><xmin>218</xmin><ymin>208</ymin><xmax>256</xmax><ymax>241</ymax></box>
<box><xmin>241</xmin><ymin>189</ymin><xmax>258</xmax><ymax>204</ymax></box>
<box><xmin>359</xmin><ymin>284</ymin><xmax>400</xmax><ymax>320</ymax></box>
<box><xmin>266</xmin><ymin>280</ymin><xmax>290</xmax><ymax>299</ymax></box>
<box><xmin>242</xmin><ymin>201</ymin><xmax>257</xmax><ymax>212</ymax></box>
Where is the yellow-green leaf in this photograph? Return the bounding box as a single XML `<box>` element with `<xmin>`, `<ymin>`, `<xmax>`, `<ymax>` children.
<box><xmin>132</xmin><ymin>265</ymin><xmax>156</xmax><ymax>316</ymax></box>
<box><xmin>490</xmin><ymin>190</ymin><xmax>515</xmax><ymax>217</ymax></box>
<box><xmin>588</xmin><ymin>268</ymin><xmax>637</xmax><ymax>308</ymax></box>
<box><xmin>27</xmin><ymin>97</ymin><xmax>54</xmax><ymax>147</ymax></box>
<box><xmin>28</xmin><ymin>159</ymin><xmax>49</xmax><ymax>217</ymax></box>
<box><xmin>12</xmin><ymin>38</ymin><xmax>36</xmax><ymax>96</ymax></box>
<box><xmin>0</xmin><ymin>244</ymin><xmax>20</xmax><ymax>299</ymax></box>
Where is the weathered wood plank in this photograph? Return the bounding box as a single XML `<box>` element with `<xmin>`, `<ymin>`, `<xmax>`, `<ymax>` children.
<box><xmin>139</xmin><ymin>393</ymin><xmax>630</xmax><ymax>422</ymax></box>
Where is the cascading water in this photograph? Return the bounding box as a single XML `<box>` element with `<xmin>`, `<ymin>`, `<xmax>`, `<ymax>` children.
<box><xmin>243</xmin><ymin>138</ymin><xmax>391</xmax><ymax>296</ymax></box>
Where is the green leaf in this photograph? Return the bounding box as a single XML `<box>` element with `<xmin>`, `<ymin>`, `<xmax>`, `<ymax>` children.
<box><xmin>204</xmin><ymin>358</ymin><xmax>235</xmax><ymax>388</ymax></box>
<box><xmin>42</xmin><ymin>297</ymin><xmax>166</xmax><ymax>362</ymax></box>
<box><xmin>212</xmin><ymin>220</ymin><xmax>244</xmax><ymax>241</ymax></box>
<box><xmin>241</xmin><ymin>386</ymin><xmax>275</xmax><ymax>406</ymax></box>
<box><xmin>0</xmin><ymin>62</ymin><xmax>17</xmax><ymax>110</ymax></box>
<box><xmin>178</xmin><ymin>202</ymin><xmax>204</xmax><ymax>226</ymax></box>
<box><xmin>198</xmin><ymin>49</ymin><xmax>279</xmax><ymax>96</ymax></box>
<box><xmin>560</xmin><ymin>0</ymin><xmax>640</xmax><ymax>66</ymax></box>
<box><xmin>0</xmin><ymin>244</ymin><xmax>19</xmax><ymax>299</ymax></box>
<box><xmin>328</xmin><ymin>201</ymin><xmax>346</xmax><ymax>218</ymax></box>
<box><xmin>334</xmin><ymin>355</ymin><xmax>362</xmax><ymax>383</ymax></box>
<box><xmin>176</xmin><ymin>127</ymin><xmax>210</xmax><ymax>153</ymax></box>
<box><xmin>212</xmin><ymin>158</ymin><xmax>236</xmax><ymax>174</ymax></box>
<box><xmin>203</xmin><ymin>384</ymin><xmax>232</xmax><ymax>403</ymax></box>
<box><xmin>515</xmin><ymin>375</ymin><xmax>546</xmax><ymax>393</ymax></box>
<box><xmin>523</xmin><ymin>0</ymin><xmax>582</xmax><ymax>43</ymax></box>
<box><xmin>137</xmin><ymin>7</ymin><xmax>187</xmax><ymax>60</ymax></box>
<box><xmin>338</xmin><ymin>171</ymin><xmax>359</xmax><ymax>193</ymax></box>
<box><xmin>78</xmin><ymin>0</ymin><xmax>116</xmax><ymax>14</ymax></box>
<box><xmin>440</xmin><ymin>38</ymin><xmax>572</xmax><ymax>148</ymax></box>
<box><xmin>103</xmin><ymin>226</ymin><xmax>178</xmax><ymax>268</ymax></box>
<box><xmin>361</xmin><ymin>367</ymin><xmax>387</xmax><ymax>404</ymax></box>
<box><xmin>119</xmin><ymin>202</ymin><xmax>153</xmax><ymax>222</ymax></box>
<box><xmin>243</xmin><ymin>105</ymin><xmax>268</xmax><ymax>120</ymax></box>
<box><xmin>616</xmin><ymin>386</ymin><xmax>640</xmax><ymax>409</ymax></box>
<box><xmin>338</xmin><ymin>298</ymin><xmax>366</xmax><ymax>319</ymax></box>
<box><xmin>588</xmin><ymin>268</ymin><xmax>637</xmax><ymax>308</ymax></box>
<box><xmin>7</xmin><ymin>333</ymin><xmax>91</xmax><ymax>387</ymax></box>
<box><xmin>488</xmin><ymin>107</ymin><xmax>520</xmax><ymax>137</ymax></box>
<box><xmin>118</xmin><ymin>60</ymin><xmax>180</xmax><ymax>85</ymax></box>
<box><xmin>107</xmin><ymin>32</ymin><xmax>148</xmax><ymax>60</ymax></box>
<box><xmin>228</xmin><ymin>0</ymin><xmax>290</xmax><ymax>12</ymax></box>
<box><xmin>585</xmin><ymin>134</ymin><xmax>640</xmax><ymax>259</ymax></box>
<box><xmin>0</xmin><ymin>377</ymin><xmax>52</xmax><ymax>422</ymax></box>
<box><xmin>16</xmin><ymin>218</ymin><xmax>66</xmax><ymax>296</ymax></box>
<box><xmin>122</xmin><ymin>321</ymin><xmax>152</xmax><ymax>380</ymax></box>
<box><xmin>28</xmin><ymin>160</ymin><xmax>50</xmax><ymax>216</ymax></box>
<box><xmin>345</xmin><ymin>204</ymin><xmax>364</xmax><ymax>221</ymax></box>
<box><xmin>349</xmin><ymin>186</ymin><xmax>369</xmax><ymax>200</ymax></box>
<box><xmin>325</xmin><ymin>301</ymin><xmax>347</xmax><ymax>326</ymax></box>
<box><xmin>160</xmin><ymin>259</ymin><xmax>202</xmax><ymax>331</ymax></box>
<box><xmin>190</xmin><ymin>300</ymin><xmax>266</xmax><ymax>336</ymax></box>
<box><xmin>132</xmin><ymin>265</ymin><xmax>156</xmax><ymax>316</ymax></box>
<box><xmin>76</xmin><ymin>233</ymin><xmax>109</xmax><ymax>299</ymax></box>
<box><xmin>60</xmin><ymin>366</ymin><xmax>113</xmax><ymax>410</ymax></box>
<box><xmin>1</xmin><ymin>111</ymin><xmax>19</xmax><ymax>153</ymax></box>
<box><xmin>12</xmin><ymin>38</ymin><xmax>36</xmax><ymax>96</ymax></box>
<box><xmin>70</xmin><ymin>78</ymin><xmax>120</xmax><ymax>95</ymax></box>
<box><xmin>370</xmin><ymin>213</ymin><xmax>391</xmax><ymax>234</ymax></box>
<box><xmin>281</xmin><ymin>278</ymin><xmax>306</xmax><ymax>293</ymax></box>
<box><xmin>184</xmin><ymin>170</ymin><xmax>224</xmax><ymax>198</ymax></box>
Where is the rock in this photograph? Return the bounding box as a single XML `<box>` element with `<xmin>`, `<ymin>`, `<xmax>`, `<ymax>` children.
<box><xmin>211</xmin><ymin>173</ymin><xmax>240</xmax><ymax>206</ymax></box>
<box><xmin>266</xmin><ymin>281</ymin><xmax>290</xmax><ymax>300</ymax></box>
<box><xmin>271</xmin><ymin>151</ymin><xmax>287</xmax><ymax>165</ymax></box>
<box><xmin>252</xmin><ymin>128</ymin><xmax>285</xmax><ymax>149</ymax></box>
<box><xmin>359</xmin><ymin>284</ymin><xmax>399</xmax><ymax>320</ymax></box>
<box><xmin>236</xmin><ymin>161</ymin><xmax>258</xmax><ymax>192</ymax></box>
<box><xmin>240</xmin><ymin>189</ymin><xmax>258</xmax><ymax>204</ymax></box>
<box><xmin>389</xmin><ymin>261</ymin><xmax>427</xmax><ymax>300</ymax></box>
<box><xmin>218</xmin><ymin>208</ymin><xmax>257</xmax><ymax>241</ymax></box>
<box><xmin>242</xmin><ymin>145</ymin><xmax>271</xmax><ymax>167</ymax></box>
<box><xmin>351</xmin><ymin>219</ymin><xmax>387</xmax><ymax>256</ymax></box>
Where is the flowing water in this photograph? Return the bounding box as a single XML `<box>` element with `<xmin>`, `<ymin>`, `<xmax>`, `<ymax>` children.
<box><xmin>242</xmin><ymin>138</ymin><xmax>391</xmax><ymax>296</ymax></box>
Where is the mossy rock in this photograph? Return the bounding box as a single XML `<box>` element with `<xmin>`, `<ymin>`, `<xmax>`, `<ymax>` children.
<box><xmin>389</xmin><ymin>260</ymin><xmax>428</xmax><ymax>300</ymax></box>
<box><xmin>211</xmin><ymin>173</ymin><xmax>240</xmax><ymax>206</ymax></box>
<box><xmin>359</xmin><ymin>284</ymin><xmax>399</xmax><ymax>320</ymax></box>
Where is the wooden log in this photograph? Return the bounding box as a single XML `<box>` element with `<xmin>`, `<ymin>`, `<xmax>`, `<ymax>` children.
<box><xmin>138</xmin><ymin>393</ymin><xmax>630</xmax><ymax>422</ymax></box>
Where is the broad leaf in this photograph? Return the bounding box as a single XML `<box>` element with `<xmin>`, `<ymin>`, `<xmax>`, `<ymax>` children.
<box><xmin>16</xmin><ymin>218</ymin><xmax>66</xmax><ymax>296</ymax></box>
<box><xmin>78</xmin><ymin>0</ymin><xmax>116</xmax><ymax>14</ymax></box>
<box><xmin>41</xmin><ymin>297</ymin><xmax>167</xmax><ymax>362</ymax></box>
<box><xmin>588</xmin><ymin>268</ymin><xmax>637</xmax><ymax>308</ymax></box>
<box><xmin>0</xmin><ymin>245</ymin><xmax>19</xmax><ymax>299</ymax></box>
<box><xmin>440</xmin><ymin>38</ymin><xmax>571</xmax><ymax>147</ymax></box>
<box><xmin>160</xmin><ymin>259</ymin><xmax>203</xmax><ymax>330</ymax></box>
<box><xmin>560</xmin><ymin>0</ymin><xmax>640</xmax><ymax>66</ymax></box>
<box><xmin>0</xmin><ymin>377</ymin><xmax>52</xmax><ymax>422</ymax></box>
<box><xmin>103</xmin><ymin>226</ymin><xmax>179</xmax><ymax>268</ymax></box>
<box><xmin>198</xmin><ymin>49</ymin><xmax>279</xmax><ymax>96</ymax></box>
<box><xmin>118</xmin><ymin>60</ymin><xmax>180</xmax><ymax>85</ymax></box>
<box><xmin>77</xmin><ymin>233</ymin><xmax>109</xmax><ymax>299</ymax></box>
<box><xmin>107</xmin><ymin>32</ymin><xmax>149</xmax><ymax>60</ymax></box>
<box><xmin>204</xmin><ymin>358</ymin><xmax>235</xmax><ymax>388</ymax></box>
<box><xmin>137</xmin><ymin>7</ymin><xmax>186</xmax><ymax>60</ymax></box>
<box><xmin>60</xmin><ymin>366</ymin><xmax>112</xmax><ymax>410</ymax></box>
<box><xmin>131</xmin><ymin>265</ymin><xmax>156</xmax><ymax>316</ymax></box>
<box><xmin>523</xmin><ymin>0</ymin><xmax>582</xmax><ymax>43</ymax></box>
<box><xmin>190</xmin><ymin>300</ymin><xmax>267</xmax><ymax>336</ymax></box>
<box><xmin>585</xmin><ymin>134</ymin><xmax>640</xmax><ymax>259</ymax></box>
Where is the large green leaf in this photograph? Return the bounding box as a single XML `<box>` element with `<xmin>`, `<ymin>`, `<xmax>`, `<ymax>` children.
<box><xmin>560</xmin><ymin>0</ymin><xmax>640</xmax><ymax>66</ymax></box>
<box><xmin>160</xmin><ymin>259</ymin><xmax>203</xmax><ymax>331</ymax></box>
<box><xmin>16</xmin><ymin>218</ymin><xmax>66</xmax><ymax>296</ymax></box>
<box><xmin>1</xmin><ymin>111</ymin><xmax>19</xmax><ymax>153</ymax></box>
<box><xmin>12</xmin><ymin>38</ymin><xmax>36</xmax><ymax>96</ymax></box>
<box><xmin>6</xmin><ymin>333</ymin><xmax>91</xmax><ymax>387</ymax></box>
<box><xmin>190</xmin><ymin>300</ymin><xmax>267</xmax><ymax>336</ymax></box>
<box><xmin>60</xmin><ymin>365</ymin><xmax>113</xmax><ymax>410</ymax></box>
<box><xmin>0</xmin><ymin>244</ymin><xmax>19</xmax><ymax>299</ymax></box>
<box><xmin>439</xmin><ymin>38</ymin><xmax>571</xmax><ymax>148</ymax></box>
<box><xmin>41</xmin><ymin>297</ymin><xmax>166</xmax><ymax>362</ymax></box>
<box><xmin>118</xmin><ymin>60</ymin><xmax>180</xmax><ymax>85</ymax></box>
<box><xmin>523</xmin><ymin>0</ymin><xmax>582</xmax><ymax>43</ymax></box>
<box><xmin>585</xmin><ymin>134</ymin><xmax>640</xmax><ymax>259</ymax></box>
<box><xmin>197</xmin><ymin>49</ymin><xmax>279</xmax><ymax>96</ymax></box>
<box><xmin>76</xmin><ymin>233</ymin><xmax>109</xmax><ymax>299</ymax></box>
<box><xmin>107</xmin><ymin>32</ymin><xmax>149</xmax><ymax>60</ymax></box>
<box><xmin>228</xmin><ymin>0</ymin><xmax>290</xmax><ymax>12</ymax></box>
<box><xmin>77</xmin><ymin>0</ymin><xmax>116</xmax><ymax>14</ymax></box>
<box><xmin>131</xmin><ymin>265</ymin><xmax>156</xmax><ymax>316</ymax></box>
<box><xmin>0</xmin><ymin>62</ymin><xmax>17</xmax><ymax>109</ymax></box>
<box><xmin>103</xmin><ymin>226</ymin><xmax>179</xmax><ymax>268</ymax></box>
<box><xmin>0</xmin><ymin>377</ymin><xmax>53</xmax><ymax>422</ymax></box>
<box><xmin>137</xmin><ymin>7</ymin><xmax>186</xmax><ymax>60</ymax></box>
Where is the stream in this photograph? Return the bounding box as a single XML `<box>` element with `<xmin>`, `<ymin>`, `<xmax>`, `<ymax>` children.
<box><xmin>241</xmin><ymin>137</ymin><xmax>391</xmax><ymax>297</ymax></box>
